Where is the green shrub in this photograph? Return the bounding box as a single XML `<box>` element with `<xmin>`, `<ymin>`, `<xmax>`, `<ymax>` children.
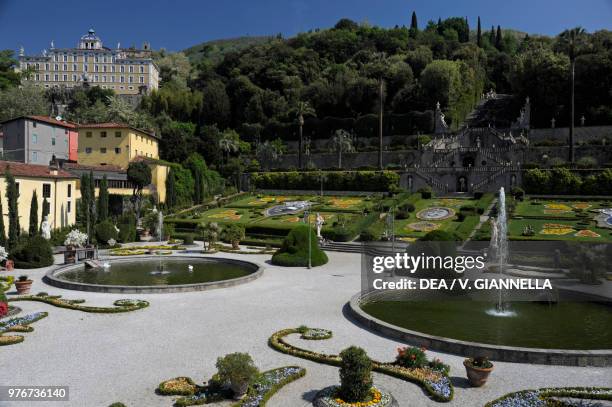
<box><xmin>50</xmin><ymin>226</ymin><xmax>72</xmax><ymax>247</ymax></box>
<box><xmin>10</xmin><ymin>235</ymin><xmax>54</xmax><ymax>269</ymax></box>
<box><xmin>216</xmin><ymin>352</ymin><xmax>258</xmax><ymax>390</ymax></box>
<box><xmin>418</xmin><ymin>187</ymin><xmax>432</xmax><ymax>199</ymax></box>
<box><xmin>95</xmin><ymin>220</ymin><xmax>118</xmax><ymax>245</ymax></box>
<box><xmin>221</xmin><ymin>224</ymin><xmax>245</xmax><ymax>249</ymax></box>
<box><xmin>474</xmin><ymin>191</ymin><xmax>484</xmax><ymax>199</ymax></box>
<box><xmin>251</xmin><ymin>170</ymin><xmax>399</xmax><ymax>192</ymax></box>
<box><xmin>108</xmin><ymin>403</ymin><xmax>127</xmax><ymax>407</ymax></box>
<box><xmin>117</xmin><ymin>214</ymin><xmax>137</xmax><ymax>243</ymax></box>
<box><xmin>456</xmin><ymin>212</ymin><xmax>466</xmax><ymax>222</ymax></box>
<box><xmin>183</xmin><ymin>234</ymin><xmax>194</xmax><ymax>245</ymax></box>
<box><xmin>272</xmin><ymin>225</ymin><xmax>328</xmax><ymax>267</ymax></box>
<box><xmin>395</xmin><ymin>346</ymin><xmax>427</xmax><ymax>368</ymax></box>
<box><xmin>339</xmin><ymin>346</ymin><xmax>373</xmax><ymax>403</ymax></box>
<box><xmin>359</xmin><ymin>229</ymin><xmax>376</xmax><ymax>242</ymax></box>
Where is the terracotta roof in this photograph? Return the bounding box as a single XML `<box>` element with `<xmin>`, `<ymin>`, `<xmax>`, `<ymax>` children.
<box><xmin>0</xmin><ymin>115</ymin><xmax>77</xmax><ymax>129</ymax></box>
<box><xmin>0</xmin><ymin>161</ymin><xmax>77</xmax><ymax>179</ymax></box>
<box><xmin>78</xmin><ymin>122</ymin><xmax>158</xmax><ymax>139</ymax></box>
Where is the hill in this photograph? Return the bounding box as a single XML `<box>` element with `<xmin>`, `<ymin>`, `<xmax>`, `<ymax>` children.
<box><xmin>183</xmin><ymin>36</ymin><xmax>273</xmax><ymax>64</ymax></box>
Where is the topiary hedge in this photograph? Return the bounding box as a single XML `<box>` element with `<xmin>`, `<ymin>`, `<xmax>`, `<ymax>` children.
<box><xmin>251</xmin><ymin>171</ymin><xmax>399</xmax><ymax>192</ymax></box>
<box><xmin>95</xmin><ymin>220</ymin><xmax>119</xmax><ymax>246</ymax></box>
<box><xmin>271</xmin><ymin>225</ymin><xmax>328</xmax><ymax>267</ymax></box>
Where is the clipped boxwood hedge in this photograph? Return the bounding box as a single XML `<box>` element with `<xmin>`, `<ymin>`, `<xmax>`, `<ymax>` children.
<box><xmin>272</xmin><ymin>225</ymin><xmax>328</xmax><ymax>267</ymax></box>
<box><xmin>251</xmin><ymin>171</ymin><xmax>399</xmax><ymax>192</ymax></box>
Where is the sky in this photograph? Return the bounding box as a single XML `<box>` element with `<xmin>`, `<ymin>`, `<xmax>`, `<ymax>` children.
<box><xmin>0</xmin><ymin>0</ymin><xmax>611</xmax><ymax>54</ymax></box>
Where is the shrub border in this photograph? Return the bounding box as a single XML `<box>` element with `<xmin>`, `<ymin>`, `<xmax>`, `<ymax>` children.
<box><xmin>268</xmin><ymin>328</ymin><xmax>453</xmax><ymax>402</ymax></box>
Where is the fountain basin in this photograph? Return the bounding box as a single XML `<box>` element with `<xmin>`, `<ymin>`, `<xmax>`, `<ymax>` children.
<box><xmin>349</xmin><ymin>292</ymin><xmax>612</xmax><ymax>366</ymax></box>
<box><xmin>44</xmin><ymin>256</ymin><xmax>262</xmax><ymax>294</ymax></box>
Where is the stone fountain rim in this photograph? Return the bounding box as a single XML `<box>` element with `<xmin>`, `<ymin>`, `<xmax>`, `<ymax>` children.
<box><xmin>43</xmin><ymin>255</ymin><xmax>263</xmax><ymax>294</ymax></box>
<box><xmin>347</xmin><ymin>291</ymin><xmax>612</xmax><ymax>367</ymax></box>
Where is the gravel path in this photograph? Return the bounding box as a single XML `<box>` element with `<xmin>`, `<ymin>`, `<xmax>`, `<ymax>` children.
<box><xmin>0</xmin><ymin>250</ymin><xmax>610</xmax><ymax>407</ymax></box>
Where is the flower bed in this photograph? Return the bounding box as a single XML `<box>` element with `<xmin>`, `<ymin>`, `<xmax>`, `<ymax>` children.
<box><xmin>9</xmin><ymin>294</ymin><xmax>149</xmax><ymax>313</ymax></box>
<box><xmin>268</xmin><ymin>328</ymin><xmax>453</xmax><ymax>402</ymax></box>
<box><xmin>300</xmin><ymin>327</ymin><xmax>332</xmax><ymax>340</ymax></box>
<box><xmin>0</xmin><ymin>312</ymin><xmax>48</xmax><ymax>346</ymax></box>
<box><xmin>158</xmin><ymin>366</ymin><xmax>306</xmax><ymax>407</ymax></box>
<box><xmin>109</xmin><ymin>249</ymin><xmax>147</xmax><ymax>256</ymax></box>
<box><xmin>485</xmin><ymin>387</ymin><xmax>612</xmax><ymax>407</ymax></box>
<box><xmin>313</xmin><ymin>385</ymin><xmax>393</xmax><ymax>407</ymax></box>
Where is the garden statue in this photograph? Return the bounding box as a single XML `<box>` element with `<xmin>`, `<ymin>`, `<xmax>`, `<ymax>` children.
<box><xmin>41</xmin><ymin>216</ymin><xmax>51</xmax><ymax>240</ymax></box>
<box><xmin>315</xmin><ymin>212</ymin><xmax>324</xmax><ymax>238</ymax></box>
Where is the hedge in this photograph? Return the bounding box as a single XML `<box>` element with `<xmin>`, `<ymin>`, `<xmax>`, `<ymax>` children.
<box><xmin>251</xmin><ymin>171</ymin><xmax>400</xmax><ymax>192</ymax></box>
<box><xmin>271</xmin><ymin>225</ymin><xmax>328</xmax><ymax>267</ymax></box>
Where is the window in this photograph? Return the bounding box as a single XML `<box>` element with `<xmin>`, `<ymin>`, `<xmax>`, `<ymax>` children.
<box><xmin>63</xmin><ymin>74</ymin><xmax>67</xmax><ymax>81</ymax></box>
<box><xmin>15</xmin><ymin>183</ymin><xmax>19</xmax><ymax>195</ymax></box>
<box><xmin>32</xmin><ymin>122</ymin><xmax>37</xmax><ymax>128</ymax></box>
<box><xmin>63</xmin><ymin>64</ymin><xmax>67</xmax><ymax>71</ymax></box>
<box><xmin>73</xmin><ymin>64</ymin><xmax>77</xmax><ymax>71</ymax></box>
<box><xmin>140</xmin><ymin>76</ymin><xmax>144</xmax><ymax>84</ymax></box>
<box><xmin>45</xmin><ymin>74</ymin><xmax>49</xmax><ymax>81</ymax></box>
<box><xmin>85</xmin><ymin>147</ymin><xmax>92</xmax><ymax>153</ymax></box>
<box><xmin>67</xmin><ymin>201</ymin><xmax>71</xmax><ymax>213</ymax></box>
<box><xmin>120</xmin><ymin>65</ymin><xmax>125</xmax><ymax>73</ymax></box>
<box><xmin>139</xmin><ymin>65</ymin><xmax>144</xmax><ymax>73</ymax></box>
<box><xmin>95</xmin><ymin>65</ymin><xmax>99</xmax><ymax>72</ymax></box>
<box><xmin>45</xmin><ymin>63</ymin><xmax>49</xmax><ymax>70</ymax></box>
<box><xmin>86</xmin><ymin>131</ymin><xmax>92</xmax><ymax>138</ymax></box>
<box><xmin>54</xmin><ymin>64</ymin><xmax>58</xmax><ymax>71</ymax></box>
<box><xmin>54</xmin><ymin>74</ymin><xmax>58</xmax><ymax>81</ymax></box>
<box><xmin>63</xmin><ymin>54</ymin><xmax>67</xmax><ymax>62</ymax></box>
<box><xmin>129</xmin><ymin>65</ymin><xmax>134</xmax><ymax>73</ymax></box>
<box><xmin>101</xmin><ymin>147</ymin><xmax>107</xmax><ymax>153</ymax></box>
<box><xmin>115</xmin><ymin>147</ymin><xmax>121</xmax><ymax>154</ymax></box>
<box><xmin>67</xmin><ymin>184</ymin><xmax>72</xmax><ymax>197</ymax></box>
<box><xmin>101</xmin><ymin>131</ymin><xmax>107</xmax><ymax>138</ymax></box>
<box><xmin>32</xmin><ymin>151</ymin><xmax>37</xmax><ymax>162</ymax></box>
<box><xmin>115</xmin><ymin>131</ymin><xmax>121</xmax><ymax>137</ymax></box>
<box><xmin>129</xmin><ymin>76</ymin><xmax>133</xmax><ymax>83</ymax></box>
<box><xmin>51</xmin><ymin>137</ymin><xmax>56</xmax><ymax>146</ymax></box>
<box><xmin>42</xmin><ymin>183</ymin><xmax>51</xmax><ymax>198</ymax></box>
<box><xmin>120</xmin><ymin>76</ymin><xmax>125</xmax><ymax>83</ymax></box>
<box><xmin>32</xmin><ymin>134</ymin><xmax>38</xmax><ymax>143</ymax></box>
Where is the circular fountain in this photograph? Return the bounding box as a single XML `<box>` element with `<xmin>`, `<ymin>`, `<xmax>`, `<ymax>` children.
<box><xmin>350</xmin><ymin>188</ymin><xmax>612</xmax><ymax>366</ymax></box>
<box><xmin>416</xmin><ymin>207</ymin><xmax>455</xmax><ymax>221</ymax></box>
<box><xmin>265</xmin><ymin>201</ymin><xmax>311</xmax><ymax>217</ymax></box>
<box><xmin>44</xmin><ymin>257</ymin><xmax>262</xmax><ymax>293</ymax></box>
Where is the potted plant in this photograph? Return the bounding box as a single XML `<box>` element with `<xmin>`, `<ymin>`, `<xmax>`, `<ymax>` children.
<box><xmin>222</xmin><ymin>224</ymin><xmax>245</xmax><ymax>250</ymax></box>
<box><xmin>215</xmin><ymin>352</ymin><xmax>258</xmax><ymax>399</ymax></box>
<box><xmin>464</xmin><ymin>356</ymin><xmax>494</xmax><ymax>387</ymax></box>
<box><xmin>15</xmin><ymin>275</ymin><xmax>33</xmax><ymax>295</ymax></box>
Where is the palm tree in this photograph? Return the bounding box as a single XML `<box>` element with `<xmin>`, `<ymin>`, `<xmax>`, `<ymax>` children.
<box><xmin>330</xmin><ymin>129</ymin><xmax>355</xmax><ymax>169</ymax></box>
<box><xmin>256</xmin><ymin>139</ymin><xmax>284</xmax><ymax>170</ymax></box>
<box><xmin>291</xmin><ymin>101</ymin><xmax>315</xmax><ymax>169</ymax></box>
<box><xmin>218</xmin><ymin>129</ymin><xmax>240</xmax><ymax>167</ymax></box>
<box><xmin>558</xmin><ymin>27</ymin><xmax>588</xmax><ymax>163</ymax></box>
<box><xmin>364</xmin><ymin>52</ymin><xmax>389</xmax><ymax>169</ymax></box>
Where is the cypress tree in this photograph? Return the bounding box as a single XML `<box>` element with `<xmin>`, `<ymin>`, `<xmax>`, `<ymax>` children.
<box><xmin>79</xmin><ymin>173</ymin><xmax>89</xmax><ymax>228</ymax></box>
<box><xmin>464</xmin><ymin>17</ymin><xmax>470</xmax><ymax>42</ymax></box>
<box><xmin>489</xmin><ymin>25</ymin><xmax>495</xmax><ymax>43</ymax></box>
<box><xmin>165</xmin><ymin>169</ymin><xmax>176</xmax><ymax>209</ymax></box>
<box><xmin>88</xmin><ymin>171</ymin><xmax>96</xmax><ymax>227</ymax></box>
<box><xmin>437</xmin><ymin>18</ymin><xmax>443</xmax><ymax>35</ymax></box>
<box><xmin>98</xmin><ymin>175</ymin><xmax>109</xmax><ymax>221</ymax></box>
<box><xmin>194</xmin><ymin>167</ymin><xmax>202</xmax><ymax>204</ymax></box>
<box><xmin>5</xmin><ymin>169</ymin><xmax>19</xmax><ymax>250</ymax></box>
<box><xmin>409</xmin><ymin>11</ymin><xmax>418</xmax><ymax>38</ymax></box>
<box><xmin>477</xmin><ymin>16</ymin><xmax>482</xmax><ymax>47</ymax></box>
<box><xmin>495</xmin><ymin>25</ymin><xmax>503</xmax><ymax>50</ymax></box>
<box><xmin>29</xmin><ymin>190</ymin><xmax>38</xmax><ymax>237</ymax></box>
<box><xmin>0</xmin><ymin>194</ymin><xmax>6</xmax><ymax>247</ymax></box>
<box><xmin>41</xmin><ymin>197</ymin><xmax>50</xmax><ymax>227</ymax></box>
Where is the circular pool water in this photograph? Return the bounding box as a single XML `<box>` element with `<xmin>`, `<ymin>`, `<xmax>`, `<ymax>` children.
<box><xmin>45</xmin><ymin>257</ymin><xmax>262</xmax><ymax>293</ymax></box>
<box><xmin>360</xmin><ymin>299</ymin><xmax>612</xmax><ymax>350</ymax></box>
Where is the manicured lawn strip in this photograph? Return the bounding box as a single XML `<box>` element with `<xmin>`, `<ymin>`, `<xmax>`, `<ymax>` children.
<box><xmin>485</xmin><ymin>387</ymin><xmax>612</xmax><ymax>407</ymax></box>
<box><xmin>9</xmin><ymin>295</ymin><xmax>150</xmax><ymax>313</ymax></box>
<box><xmin>268</xmin><ymin>328</ymin><xmax>453</xmax><ymax>402</ymax></box>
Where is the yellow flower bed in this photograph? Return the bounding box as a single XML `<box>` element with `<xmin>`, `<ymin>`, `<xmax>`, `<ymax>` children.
<box><xmin>544</xmin><ymin>203</ymin><xmax>572</xmax><ymax>211</ymax></box>
<box><xmin>406</xmin><ymin>221</ymin><xmax>440</xmax><ymax>232</ymax></box>
<box><xmin>281</xmin><ymin>216</ymin><xmax>301</xmax><ymax>223</ymax></box>
<box><xmin>399</xmin><ymin>237</ymin><xmax>417</xmax><ymax>242</ymax></box>
<box><xmin>540</xmin><ymin>227</ymin><xmax>575</xmax><ymax>235</ymax></box>
<box><xmin>572</xmin><ymin>203</ymin><xmax>591</xmax><ymax>210</ymax></box>
<box><xmin>334</xmin><ymin>388</ymin><xmax>382</xmax><ymax>406</ymax></box>
<box><xmin>544</xmin><ymin>209</ymin><xmax>570</xmax><ymax>215</ymax></box>
<box><xmin>208</xmin><ymin>210</ymin><xmax>242</xmax><ymax>220</ymax></box>
<box><xmin>432</xmin><ymin>199</ymin><xmax>463</xmax><ymax>207</ymax></box>
<box><xmin>574</xmin><ymin>230</ymin><xmax>601</xmax><ymax>238</ymax></box>
<box><xmin>329</xmin><ymin>198</ymin><xmax>363</xmax><ymax>209</ymax></box>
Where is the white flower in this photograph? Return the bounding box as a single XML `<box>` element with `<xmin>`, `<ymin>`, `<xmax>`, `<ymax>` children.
<box><xmin>0</xmin><ymin>246</ymin><xmax>7</xmax><ymax>262</ymax></box>
<box><xmin>64</xmin><ymin>230</ymin><xmax>88</xmax><ymax>247</ymax></box>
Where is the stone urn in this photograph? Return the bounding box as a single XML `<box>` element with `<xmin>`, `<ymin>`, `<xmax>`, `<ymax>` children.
<box><xmin>15</xmin><ymin>278</ymin><xmax>33</xmax><ymax>295</ymax></box>
<box><xmin>464</xmin><ymin>359</ymin><xmax>494</xmax><ymax>387</ymax></box>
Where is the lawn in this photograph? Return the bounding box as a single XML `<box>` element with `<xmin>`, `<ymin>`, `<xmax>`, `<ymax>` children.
<box><xmin>508</xmin><ymin>218</ymin><xmax>612</xmax><ymax>242</ymax></box>
<box><xmin>514</xmin><ymin>199</ymin><xmax>608</xmax><ymax>219</ymax></box>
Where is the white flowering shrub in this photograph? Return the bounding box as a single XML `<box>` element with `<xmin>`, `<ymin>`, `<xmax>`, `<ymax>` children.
<box><xmin>64</xmin><ymin>230</ymin><xmax>88</xmax><ymax>247</ymax></box>
<box><xmin>0</xmin><ymin>246</ymin><xmax>7</xmax><ymax>262</ymax></box>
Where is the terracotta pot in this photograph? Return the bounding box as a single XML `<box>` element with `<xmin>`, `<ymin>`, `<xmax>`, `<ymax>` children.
<box><xmin>15</xmin><ymin>280</ymin><xmax>33</xmax><ymax>295</ymax></box>
<box><xmin>464</xmin><ymin>360</ymin><xmax>493</xmax><ymax>387</ymax></box>
<box><xmin>232</xmin><ymin>241</ymin><xmax>240</xmax><ymax>250</ymax></box>
<box><xmin>230</xmin><ymin>381</ymin><xmax>249</xmax><ymax>399</ymax></box>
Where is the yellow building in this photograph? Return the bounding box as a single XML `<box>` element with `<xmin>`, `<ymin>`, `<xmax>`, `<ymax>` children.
<box><xmin>0</xmin><ymin>161</ymin><xmax>77</xmax><ymax>232</ymax></box>
<box><xmin>77</xmin><ymin>123</ymin><xmax>159</xmax><ymax>168</ymax></box>
<box><xmin>18</xmin><ymin>29</ymin><xmax>159</xmax><ymax>95</ymax></box>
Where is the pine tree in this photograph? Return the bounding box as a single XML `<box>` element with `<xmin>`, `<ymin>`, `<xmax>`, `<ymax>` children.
<box><xmin>165</xmin><ymin>169</ymin><xmax>176</xmax><ymax>210</ymax></box>
<box><xmin>495</xmin><ymin>25</ymin><xmax>503</xmax><ymax>50</ymax></box>
<box><xmin>98</xmin><ymin>175</ymin><xmax>109</xmax><ymax>221</ymax></box>
<box><xmin>5</xmin><ymin>169</ymin><xmax>20</xmax><ymax>250</ymax></box>
<box><xmin>409</xmin><ymin>11</ymin><xmax>418</xmax><ymax>38</ymax></box>
<box><xmin>477</xmin><ymin>16</ymin><xmax>482</xmax><ymax>47</ymax></box>
<box><xmin>0</xmin><ymin>194</ymin><xmax>6</xmax><ymax>247</ymax></box>
<box><xmin>29</xmin><ymin>190</ymin><xmax>38</xmax><ymax>237</ymax></box>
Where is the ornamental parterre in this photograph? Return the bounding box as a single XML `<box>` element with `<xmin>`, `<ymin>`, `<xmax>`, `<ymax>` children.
<box><xmin>485</xmin><ymin>387</ymin><xmax>612</xmax><ymax>407</ymax></box>
<box><xmin>313</xmin><ymin>385</ymin><xmax>394</xmax><ymax>407</ymax></box>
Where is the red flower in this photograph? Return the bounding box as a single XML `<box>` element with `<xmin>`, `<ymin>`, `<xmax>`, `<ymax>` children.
<box><xmin>0</xmin><ymin>301</ymin><xmax>8</xmax><ymax>318</ymax></box>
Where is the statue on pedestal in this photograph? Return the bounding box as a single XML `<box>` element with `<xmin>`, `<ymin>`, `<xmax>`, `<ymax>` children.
<box><xmin>315</xmin><ymin>213</ymin><xmax>324</xmax><ymax>238</ymax></box>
